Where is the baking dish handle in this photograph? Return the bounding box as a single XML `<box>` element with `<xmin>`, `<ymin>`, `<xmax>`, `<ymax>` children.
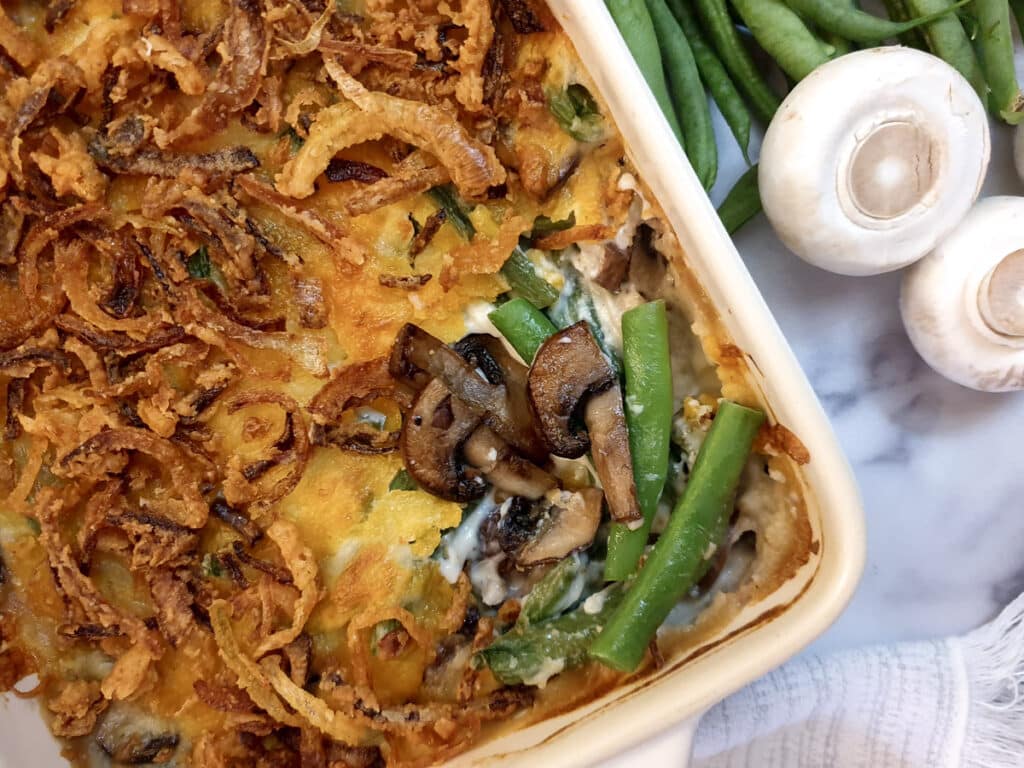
<box><xmin>599</xmin><ymin>713</ymin><xmax>701</xmax><ymax>767</ymax></box>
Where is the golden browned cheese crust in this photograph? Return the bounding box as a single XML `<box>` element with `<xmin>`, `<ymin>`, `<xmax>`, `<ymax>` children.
<box><xmin>0</xmin><ymin>0</ymin><xmax>812</xmax><ymax>765</ymax></box>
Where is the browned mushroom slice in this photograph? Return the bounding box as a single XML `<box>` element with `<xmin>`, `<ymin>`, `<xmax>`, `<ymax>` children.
<box><xmin>516</xmin><ymin>488</ymin><xmax>603</xmax><ymax>567</ymax></box>
<box><xmin>527</xmin><ymin>321</ymin><xmax>615</xmax><ymax>458</ymax></box>
<box><xmin>585</xmin><ymin>388</ymin><xmax>641</xmax><ymax>525</ymax></box>
<box><xmin>401</xmin><ymin>378</ymin><xmax>486</xmax><ymax>502</ymax></box>
<box><xmin>454</xmin><ymin>333</ymin><xmax>548</xmax><ymax>462</ymax></box>
<box><xmin>527</xmin><ymin>322</ymin><xmax>641</xmax><ymax>524</ymax></box>
<box><xmin>462</xmin><ymin>426</ymin><xmax>556</xmax><ymax>500</ymax></box>
<box><xmin>389</xmin><ymin>324</ymin><xmax>533</xmax><ymax>457</ymax></box>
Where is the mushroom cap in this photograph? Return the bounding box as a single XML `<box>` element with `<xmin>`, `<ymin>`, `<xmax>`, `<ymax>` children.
<box><xmin>760</xmin><ymin>46</ymin><xmax>990</xmax><ymax>277</ymax></box>
<box><xmin>900</xmin><ymin>196</ymin><xmax>1024</xmax><ymax>392</ymax></box>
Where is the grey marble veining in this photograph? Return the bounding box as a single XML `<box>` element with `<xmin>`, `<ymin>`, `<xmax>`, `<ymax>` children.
<box><xmin>713</xmin><ymin>114</ymin><xmax>1024</xmax><ymax>654</ymax></box>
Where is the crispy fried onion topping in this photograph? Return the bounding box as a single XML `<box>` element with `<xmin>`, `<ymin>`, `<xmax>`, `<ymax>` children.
<box><xmin>440</xmin><ymin>0</ymin><xmax>495</xmax><ymax>113</ymax></box>
<box><xmin>308</xmin><ymin>357</ymin><xmax>409</xmax><ymax>454</ymax></box>
<box><xmin>59</xmin><ymin>428</ymin><xmax>208</xmax><ymax>528</ymax></box>
<box><xmin>210</xmin><ymin>601</ymin><xmax>532</xmax><ymax>746</ymax></box>
<box><xmin>253</xmin><ymin>520</ymin><xmax>318</xmax><ymax>656</ymax></box>
<box><xmin>221</xmin><ymin>392</ymin><xmax>311</xmax><ymax>512</ymax></box>
<box><xmin>276</xmin><ymin>62</ymin><xmax>504</xmax><ymax>200</ymax></box>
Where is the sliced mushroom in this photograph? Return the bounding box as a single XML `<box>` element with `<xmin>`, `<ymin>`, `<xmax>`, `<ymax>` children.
<box><xmin>462</xmin><ymin>426</ymin><xmax>556</xmax><ymax>500</ymax></box>
<box><xmin>527</xmin><ymin>322</ymin><xmax>641</xmax><ymax>523</ymax></box>
<box><xmin>454</xmin><ymin>333</ymin><xmax>548</xmax><ymax>462</ymax></box>
<box><xmin>389</xmin><ymin>323</ymin><xmax>536</xmax><ymax>456</ymax></box>
<box><xmin>527</xmin><ymin>322</ymin><xmax>615</xmax><ymax>458</ymax></box>
<box><xmin>401</xmin><ymin>378</ymin><xmax>486</xmax><ymax>502</ymax></box>
<box><xmin>517</xmin><ymin>488</ymin><xmax>603</xmax><ymax>567</ymax></box>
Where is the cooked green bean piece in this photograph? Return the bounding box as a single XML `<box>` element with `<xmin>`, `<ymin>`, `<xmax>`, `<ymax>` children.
<box><xmin>784</xmin><ymin>0</ymin><xmax>972</xmax><ymax>43</ymax></box>
<box><xmin>731</xmin><ymin>0</ymin><xmax>833</xmax><ymax>81</ymax></box>
<box><xmin>489</xmin><ymin>297</ymin><xmax>558</xmax><ymax>363</ymax></box>
<box><xmin>590</xmin><ymin>401</ymin><xmax>764</xmax><ymax>672</ymax></box>
<box><xmin>606</xmin><ymin>0</ymin><xmax>686</xmax><ymax>145</ymax></box>
<box><xmin>427</xmin><ymin>185</ymin><xmax>476</xmax><ymax>239</ymax></box>
<box><xmin>517</xmin><ymin>555</ymin><xmax>585</xmax><ymax>629</ymax></box>
<box><xmin>969</xmin><ymin>0</ymin><xmax>1024</xmax><ymax>122</ymax></box>
<box><xmin>906</xmin><ymin>0</ymin><xmax>987</xmax><ymax>98</ymax></box>
<box><xmin>647</xmin><ymin>0</ymin><xmax>718</xmax><ymax>189</ymax></box>
<box><xmin>717</xmin><ymin>164</ymin><xmax>761</xmax><ymax>235</ymax></box>
<box><xmin>692</xmin><ymin>0</ymin><xmax>782</xmax><ymax>123</ymax></box>
<box><xmin>501</xmin><ymin>247</ymin><xmax>560</xmax><ymax>309</ymax></box>
<box><xmin>666</xmin><ymin>0</ymin><xmax>753</xmax><ymax>163</ymax></box>
<box><xmin>605</xmin><ymin>302</ymin><xmax>674</xmax><ymax>581</ymax></box>
<box><xmin>549</xmin><ymin>267</ymin><xmax>621</xmax><ymax>375</ymax></box>
<box><xmin>479</xmin><ymin>587</ymin><xmax>623</xmax><ymax>685</ymax></box>
<box><xmin>388</xmin><ymin>469</ymin><xmax>418</xmax><ymax>491</ymax></box>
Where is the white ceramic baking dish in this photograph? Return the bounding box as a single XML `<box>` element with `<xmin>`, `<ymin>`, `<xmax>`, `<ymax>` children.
<box><xmin>0</xmin><ymin>2</ymin><xmax>865</xmax><ymax>765</ymax></box>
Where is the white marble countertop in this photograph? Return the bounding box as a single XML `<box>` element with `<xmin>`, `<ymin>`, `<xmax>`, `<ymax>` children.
<box><xmin>713</xmin><ymin>115</ymin><xmax>1024</xmax><ymax>656</ymax></box>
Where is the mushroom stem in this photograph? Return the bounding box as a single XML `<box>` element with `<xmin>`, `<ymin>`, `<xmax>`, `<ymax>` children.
<box><xmin>978</xmin><ymin>250</ymin><xmax>1024</xmax><ymax>337</ymax></box>
<box><xmin>584</xmin><ymin>388</ymin><xmax>642</xmax><ymax>525</ymax></box>
<box><xmin>463</xmin><ymin>426</ymin><xmax>557</xmax><ymax>500</ymax></box>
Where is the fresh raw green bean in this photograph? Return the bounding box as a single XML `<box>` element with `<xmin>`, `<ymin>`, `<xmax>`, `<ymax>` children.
<box><xmin>969</xmin><ymin>0</ymin><xmax>1024</xmax><ymax>122</ymax></box>
<box><xmin>730</xmin><ymin>0</ymin><xmax>833</xmax><ymax>81</ymax></box>
<box><xmin>1012</xmin><ymin>0</ymin><xmax>1024</xmax><ymax>35</ymax></box>
<box><xmin>604</xmin><ymin>302</ymin><xmax>674</xmax><ymax>581</ymax></box>
<box><xmin>517</xmin><ymin>555</ymin><xmax>585</xmax><ymax>629</ymax></box>
<box><xmin>590</xmin><ymin>401</ymin><xmax>764</xmax><ymax>672</ymax></box>
<box><xmin>906</xmin><ymin>0</ymin><xmax>988</xmax><ymax>98</ymax></box>
<box><xmin>647</xmin><ymin>0</ymin><xmax>718</xmax><ymax>190</ymax></box>
<box><xmin>692</xmin><ymin>0</ymin><xmax>782</xmax><ymax>123</ymax></box>
<box><xmin>665</xmin><ymin>0</ymin><xmax>753</xmax><ymax>163</ymax></box>
<box><xmin>478</xmin><ymin>587</ymin><xmax>623</xmax><ymax>685</ymax></box>
<box><xmin>500</xmin><ymin>247</ymin><xmax>560</xmax><ymax>309</ymax></box>
<box><xmin>784</xmin><ymin>0</ymin><xmax>973</xmax><ymax>43</ymax></box>
<box><xmin>881</xmin><ymin>0</ymin><xmax>929</xmax><ymax>48</ymax></box>
<box><xmin>717</xmin><ymin>164</ymin><xmax>761</xmax><ymax>235</ymax></box>
<box><xmin>606</xmin><ymin>0</ymin><xmax>686</xmax><ymax>145</ymax></box>
<box><xmin>489</xmin><ymin>297</ymin><xmax>558</xmax><ymax>363</ymax></box>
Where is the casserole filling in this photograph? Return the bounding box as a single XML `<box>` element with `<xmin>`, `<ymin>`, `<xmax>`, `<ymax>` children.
<box><xmin>0</xmin><ymin>0</ymin><xmax>813</xmax><ymax>764</ymax></box>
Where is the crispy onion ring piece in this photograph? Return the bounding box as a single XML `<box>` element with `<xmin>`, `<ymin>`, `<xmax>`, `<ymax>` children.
<box><xmin>209</xmin><ymin>600</ymin><xmax>304</xmax><ymax>728</ymax></box>
<box><xmin>276</xmin><ymin>63</ymin><xmax>504</xmax><ymax>200</ymax></box>
<box><xmin>155</xmin><ymin>0</ymin><xmax>268</xmax><ymax>147</ymax></box>
<box><xmin>253</xmin><ymin>520</ymin><xmax>318</xmax><ymax>657</ymax></box>
<box><xmin>261</xmin><ymin>659</ymin><xmax>371</xmax><ymax>746</ymax></box>
<box><xmin>222</xmin><ymin>392</ymin><xmax>311</xmax><ymax>513</ymax></box>
<box><xmin>441</xmin><ymin>0</ymin><xmax>494</xmax><ymax>113</ymax></box>
<box><xmin>60</xmin><ymin>428</ymin><xmax>208</xmax><ymax>528</ymax></box>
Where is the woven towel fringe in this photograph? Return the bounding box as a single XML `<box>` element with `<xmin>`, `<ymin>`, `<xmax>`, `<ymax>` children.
<box><xmin>955</xmin><ymin>592</ymin><xmax>1024</xmax><ymax>768</ymax></box>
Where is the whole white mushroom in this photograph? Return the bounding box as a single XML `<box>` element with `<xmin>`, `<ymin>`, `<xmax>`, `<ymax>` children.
<box><xmin>759</xmin><ymin>47</ymin><xmax>990</xmax><ymax>276</ymax></box>
<box><xmin>901</xmin><ymin>196</ymin><xmax>1024</xmax><ymax>392</ymax></box>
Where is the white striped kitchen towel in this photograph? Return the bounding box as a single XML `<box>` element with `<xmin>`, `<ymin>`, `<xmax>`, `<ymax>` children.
<box><xmin>693</xmin><ymin>594</ymin><xmax>1024</xmax><ymax>768</ymax></box>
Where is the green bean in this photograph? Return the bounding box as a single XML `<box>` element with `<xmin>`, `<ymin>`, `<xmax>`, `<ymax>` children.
<box><xmin>717</xmin><ymin>164</ymin><xmax>761</xmax><ymax>235</ymax></box>
<box><xmin>427</xmin><ymin>185</ymin><xmax>476</xmax><ymax>239</ymax></box>
<box><xmin>590</xmin><ymin>401</ymin><xmax>764</xmax><ymax>672</ymax></box>
<box><xmin>517</xmin><ymin>555</ymin><xmax>585</xmax><ymax>629</ymax></box>
<box><xmin>489</xmin><ymin>297</ymin><xmax>558</xmax><ymax>363</ymax></box>
<box><xmin>606</xmin><ymin>0</ymin><xmax>686</xmax><ymax>145</ymax></box>
<box><xmin>730</xmin><ymin>0</ymin><xmax>833</xmax><ymax>81</ymax></box>
<box><xmin>388</xmin><ymin>469</ymin><xmax>418</xmax><ymax>491</ymax></box>
<box><xmin>692</xmin><ymin>0</ymin><xmax>782</xmax><ymax>123</ymax></box>
<box><xmin>906</xmin><ymin>0</ymin><xmax>987</xmax><ymax>98</ymax></box>
<box><xmin>478</xmin><ymin>587</ymin><xmax>623</xmax><ymax>685</ymax></box>
<box><xmin>784</xmin><ymin>0</ymin><xmax>973</xmax><ymax>43</ymax></box>
<box><xmin>548</xmin><ymin>266</ymin><xmax>621</xmax><ymax>375</ymax></box>
<box><xmin>881</xmin><ymin>0</ymin><xmax>929</xmax><ymax>48</ymax></box>
<box><xmin>604</xmin><ymin>302</ymin><xmax>674</xmax><ymax>581</ymax></box>
<box><xmin>1012</xmin><ymin>0</ymin><xmax>1024</xmax><ymax>35</ymax></box>
<box><xmin>665</xmin><ymin>0</ymin><xmax>753</xmax><ymax>163</ymax></box>
<box><xmin>646</xmin><ymin>0</ymin><xmax>718</xmax><ymax>190</ymax></box>
<box><xmin>500</xmin><ymin>247</ymin><xmax>560</xmax><ymax>309</ymax></box>
<box><xmin>969</xmin><ymin>0</ymin><xmax>1024</xmax><ymax>122</ymax></box>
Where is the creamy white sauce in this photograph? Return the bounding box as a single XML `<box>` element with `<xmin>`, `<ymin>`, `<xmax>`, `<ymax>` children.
<box><xmin>522</xmin><ymin>657</ymin><xmax>566</xmax><ymax>688</ymax></box>
<box><xmin>470</xmin><ymin>554</ymin><xmax>507</xmax><ymax>606</ymax></box>
<box><xmin>583</xmin><ymin>590</ymin><xmax>607</xmax><ymax>615</ymax></box>
<box><xmin>436</xmin><ymin>491</ymin><xmax>499</xmax><ymax>584</ymax></box>
<box><xmin>551</xmin><ymin>571</ymin><xmax>586</xmax><ymax>616</ymax></box>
